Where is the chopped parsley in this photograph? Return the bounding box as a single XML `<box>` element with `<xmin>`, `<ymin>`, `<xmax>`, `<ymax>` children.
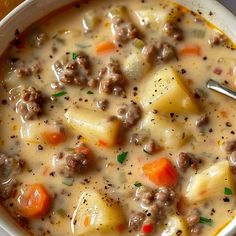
<box><xmin>72</xmin><ymin>52</ymin><xmax>78</xmax><ymax>60</ymax></box>
<box><xmin>224</xmin><ymin>187</ymin><xmax>233</xmax><ymax>195</ymax></box>
<box><xmin>134</xmin><ymin>181</ymin><xmax>142</xmax><ymax>187</ymax></box>
<box><xmin>200</xmin><ymin>216</ymin><xmax>212</xmax><ymax>225</ymax></box>
<box><xmin>117</xmin><ymin>151</ymin><xmax>128</xmax><ymax>164</ymax></box>
<box><xmin>62</xmin><ymin>177</ymin><xmax>74</xmax><ymax>186</ymax></box>
<box><xmin>52</xmin><ymin>91</ymin><xmax>67</xmax><ymax>97</ymax></box>
<box><xmin>87</xmin><ymin>90</ymin><xmax>94</xmax><ymax>94</ymax></box>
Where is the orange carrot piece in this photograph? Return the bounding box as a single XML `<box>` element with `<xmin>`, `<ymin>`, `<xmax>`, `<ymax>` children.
<box><xmin>142</xmin><ymin>157</ymin><xmax>178</xmax><ymax>187</ymax></box>
<box><xmin>42</xmin><ymin>130</ymin><xmax>66</xmax><ymax>146</ymax></box>
<box><xmin>17</xmin><ymin>184</ymin><xmax>51</xmax><ymax>218</ymax></box>
<box><xmin>74</xmin><ymin>145</ymin><xmax>91</xmax><ymax>156</ymax></box>
<box><xmin>180</xmin><ymin>45</ymin><xmax>201</xmax><ymax>56</ymax></box>
<box><xmin>98</xmin><ymin>139</ymin><xmax>108</xmax><ymax>147</ymax></box>
<box><xmin>96</xmin><ymin>41</ymin><xmax>117</xmax><ymax>54</ymax></box>
<box><xmin>83</xmin><ymin>215</ymin><xmax>91</xmax><ymax>227</ymax></box>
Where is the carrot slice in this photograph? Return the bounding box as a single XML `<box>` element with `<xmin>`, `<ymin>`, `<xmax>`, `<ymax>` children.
<box><xmin>142</xmin><ymin>157</ymin><xmax>178</xmax><ymax>187</ymax></box>
<box><xmin>74</xmin><ymin>145</ymin><xmax>91</xmax><ymax>156</ymax></box>
<box><xmin>179</xmin><ymin>45</ymin><xmax>201</xmax><ymax>56</ymax></box>
<box><xmin>42</xmin><ymin>129</ymin><xmax>66</xmax><ymax>146</ymax></box>
<box><xmin>17</xmin><ymin>184</ymin><xmax>51</xmax><ymax>218</ymax></box>
<box><xmin>96</xmin><ymin>41</ymin><xmax>117</xmax><ymax>54</ymax></box>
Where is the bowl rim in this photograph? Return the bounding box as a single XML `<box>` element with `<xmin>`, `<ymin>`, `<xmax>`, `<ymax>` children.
<box><xmin>0</xmin><ymin>0</ymin><xmax>236</xmax><ymax>235</ymax></box>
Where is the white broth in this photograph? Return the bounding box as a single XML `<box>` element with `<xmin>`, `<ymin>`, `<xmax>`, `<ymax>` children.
<box><xmin>0</xmin><ymin>0</ymin><xmax>236</xmax><ymax>235</ymax></box>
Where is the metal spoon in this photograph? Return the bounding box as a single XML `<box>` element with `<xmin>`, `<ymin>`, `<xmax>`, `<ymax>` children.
<box><xmin>206</xmin><ymin>79</ymin><xmax>236</xmax><ymax>100</ymax></box>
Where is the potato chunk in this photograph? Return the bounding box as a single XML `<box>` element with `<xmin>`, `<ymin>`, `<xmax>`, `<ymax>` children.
<box><xmin>141</xmin><ymin>67</ymin><xmax>199</xmax><ymax>114</ymax></box>
<box><xmin>72</xmin><ymin>190</ymin><xmax>125</xmax><ymax>235</ymax></box>
<box><xmin>122</xmin><ymin>51</ymin><xmax>150</xmax><ymax>81</ymax></box>
<box><xmin>185</xmin><ymin>161</ymin><xmax>234</xmax><ymax>203</ymax></box>
<box><xmin>162</xmin><ymin>215</ymin><xmax>189</xmax><ymax>236</ymax></box>
<box><xmin>65</xmin><ymin>107</ymin><xmax>121</xmax><ymax>147</ymax></box>
<box><xmin>141</xmin><ymin>112</ymin><xmax>187</xmax><ymax>148</ymax></box>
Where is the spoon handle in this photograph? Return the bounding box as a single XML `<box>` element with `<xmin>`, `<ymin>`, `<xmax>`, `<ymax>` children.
<box><xmin>206</xmin><ymin>79</ymin><xmax>236</xmax><ymax>100</ymax></box>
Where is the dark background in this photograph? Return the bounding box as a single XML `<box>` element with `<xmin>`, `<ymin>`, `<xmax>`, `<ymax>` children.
<box><xmin>219</xmin><ymin>0</ymin><xmax>236</xmax><ymax>14</ymax></box>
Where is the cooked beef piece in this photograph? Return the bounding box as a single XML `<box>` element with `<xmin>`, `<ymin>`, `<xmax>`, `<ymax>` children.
<box><xmin>163</xmin><ymin>22</ymin><xmax>184</xmax><ymax>41</ymax></box>
<box><xmin>222</xmin><ymin>140</ymin><xmax>236</xmax><ymax>154</ymax></box>
<box><xmin>228</xmin><ymin>151</ymin><xmax>236</xmax><ymax>174</ymax></box>
<box><xmin>98</xmin><ymin>61</ymin><xmax>125</xmax><ymax>96</ymax></box>
<box><xmin>0</xmin><ymin>153</ymin><xmax>25</xmax><ymax>200</ymax></box>
<box><xmin>142</xmin><ymin>42</ymin><xmax>176</xmax><ymax>64</ymax></box>
<box><xmin>53</xmin><ymin>144</ymin><xmax>92</xmax><ymax>177</ymax></box>
<box><xmin>16</xmin><ymin>87</ymin><xmax>45</xmax><ymax>120</ymax></box>
<box><xmin>186</xmin><ymin>208</ymin><xmax>202</xmax><ymax>235</ymax></box>
<box><xmin>130</xmin><ymin>132</ymin><xmax>148</xmax><ymax>145</ymax></box>
<box><xmin>53</xmin><ymin>52</ymin><xmax>96</xmax><ymax>87</ymax></box>
<box><xmin>34</xmin><ymin>33</ymin><xmax>48</xmax><ymax>48</ymax></box>
<box><xmin>209</xmin><ymin>32</ymin><xmax>227</xmax><ymax>47</ymax></box>
<box><xmin>143</xmin><ymin>139</ymin><xmax>161</xmax><ymax>154</ymax></box>
<box><xmin>154</xmin><ymin>187</ymin><xmax>175</xmax><ymax>206</ymax></box>
<box><xmin>97</xmin><ymin>98</ymin><xmax>109</xmax><ymax>111</ymax></box>
<box><xmin>116</xmin><ymin>103</ymin><xmax>141</xmax><ymax>127</ymax></box>
<box><xmin>195</xmin><ymin>115</ymin><xmax>209</xmax><ymax>128</ymax></box>
<box><xmin>16</xmin><ymin>62</ymin><xmax>42</xmax><ymax>78</ymax></box>
<box><xmin>111</xmin><ymin>16</ymin><xmax>139</xmax><ymax>43</ymax></box>
<box><xmin>177</xmin><ymin>152</ymin><xmax>199</xmax><ymax>171</ymax></box>
<box><xmin>129</xmin><ymin>211</ymin><xmax>145</xmax><ymax>231</ymax></box>
<box><xmin>135</xmin><ymin>186</ymin><xmax>154</xmax><ymax>206</ymax></box>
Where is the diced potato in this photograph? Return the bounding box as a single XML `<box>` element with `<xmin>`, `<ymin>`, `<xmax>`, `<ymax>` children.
<box><xmin>65</xmin><ymin>107</ymin><xmax>121</xmax><ymax>147</ymax></box>
<box><xmin>82</xmin><ymin>10</ymin><xmax>100</xmax><ymax>33</ymax></box>
<box><xmin>185</xmin><ymin>161</ymin><xmax>235</xmax><ymax>203</ymax></box>
<box><xmin>162</xmin><ymin>215</ymin><xmax>189</xmax><ymax>236</ymax></box>
<box><xmin>122</xmin><ymin>51</ymin><xmax>150</xmax><ymax>81</ymax></box>
<box><xmin>108</xmin><ymin>6</ymin><xmax>127</xmax><ymax>19</ymax></box>
<box><xmin>141</xmin><ymin>67</ymin><xmax>199</xmax><ymax>114</ymax></box>
<box><xmin>20</xmin><ymin>121</ymin><xmax>45</xmax><ymax>143</ymax></box>
<box><xmin>72</xmin><ymin>190</ymin><xmax>125</xmax><ymax>235</ymax></box>
<box><xmin>135</xmin><ymin>6</ymin><xmax>180</xmax><ymax>29</ymax></box>
<box><xmin>141</xmin><ymin>112</ymin><xmax>187</xmax><ymax>148</ymax></box>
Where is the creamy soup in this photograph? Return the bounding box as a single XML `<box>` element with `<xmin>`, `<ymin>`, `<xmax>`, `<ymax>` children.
<box><xmin>0</xmin><ymin>0</ymin><xmax>236</xmax><ymax>235</ymax></box>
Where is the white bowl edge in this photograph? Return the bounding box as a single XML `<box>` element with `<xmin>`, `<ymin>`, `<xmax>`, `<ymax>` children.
<box><xmin>0</xmin><ymin>0</ymin><xmax>236</xmax><ymax>235</ymax></box>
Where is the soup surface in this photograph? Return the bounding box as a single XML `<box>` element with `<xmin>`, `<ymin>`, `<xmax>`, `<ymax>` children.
<box><xmin>0</xmin><ymin>0</ymin><xmax>236</xmax><ymax>235</ymax></box>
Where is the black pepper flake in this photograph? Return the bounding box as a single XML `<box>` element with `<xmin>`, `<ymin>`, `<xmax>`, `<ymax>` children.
<box><xmin>181</xmin><ymin>69</ymin><xmax>186</xmax><ymax>74</ymax></box>
<box><xmin>226</xmin><ymin>122</ymin><xmax>232</xmax><ymax>127</ymax></box>
<box><xmin>38</xmin><ymin>144</ymin><xmax>43</xmax><ymax>150</ymax></box>
<box><xmin>223</xmin><ymin>197</ymin><xmax>230</xmax><ymax>202</ymax></box>
<box><xmin>1</xmin><ymin>99</ymin><xmax>7</xmax><ymax>105</ymax></box>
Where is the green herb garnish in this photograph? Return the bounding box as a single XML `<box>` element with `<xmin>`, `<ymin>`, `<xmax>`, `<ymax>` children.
<box><xmin>76</xmin><ymin>44</ymin><xmax>92</xmax><ymax>48</ymax></box>
<box><xmin>72</xmin><ymin>52</ymin><xmax>78</xmax><ymax>60</ymax></box>
<box><xmin>200</xmin><ymin>216</ymin><xmax>212</xmax><ymax>225</ymax></box>
<box><xmin>117</xmin><ymin>151</ymin><xmax>128</xmax><ymax>164</ymax></box>
<box><xmin>87</xmin><ymin>90</ymin><xmax>94</xmax><ymax>94</ymax></box>
<box><xmin>52</xmin><ymin>91</ymin><xmax>67</xmax><ymax>97</ymax></box>
<box><xmin>55</xmin><ymin>37</ymin><xmax>66</xmax><ymax>44</ymax></box>
<box><xmin>134</xmin><ymin>181</ymin><xmax>142</xmax><ymax>187</ymax></box>
<box><xmin>224</xmin><ymin>187</ymin><xmax>233</xmax><ymax>195</ymax></box>
<box><xmin>62</xmin><ymin>177</ymin><xmax>74</xmax><ymax>186</ymax></box>
<box><xmin>57</xmin><ymin>208</ymin><xmax>66</xmax><ymax>218</ymax></box>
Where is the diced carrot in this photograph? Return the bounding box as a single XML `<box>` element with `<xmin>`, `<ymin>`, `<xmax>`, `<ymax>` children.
<box><xmin>42</xmin><ymin>129</ymin><xmax>66</xmax><ymax>146</ymax></box>
<box><xmin>179</xmin><ymin>45</ymin><xmax>201</xmax><ymax>56</ymax></box>
<box><xmin>17</xmin><ymin>184</ymin><xmax>51</xmax><ymax>218</ymax></box>
<box><xmin>116</xmin><ymin>223</ymin><xmax>126</xmax><ymax>233</ymax></box>
<box><xmin>98</xmin><ymin>139</ymin><xmax>108</xmax><ymax>147</ymax></box>
<box><xmin>142</xmin><ymin>157</ymin><xmax>178</xmax><ymax>187</ymax></box>
<box><xmin>179</xmin><ymin>6</ymin><xmax>188</xmax><ymax>13</ymax></box>
<box><xmin>74</xmin><ymin>145</ymin><xmax>91</xmax><ymax>156</ymax></box>
<box><xmin>83</xmin><ymin>215</ymin><xmax>91</xmax><ymax>227</ymax></box>
<box><xmin>96</xmin><ymin>41</ymin><xmax>117</xmax><ymax>54</ymax></box>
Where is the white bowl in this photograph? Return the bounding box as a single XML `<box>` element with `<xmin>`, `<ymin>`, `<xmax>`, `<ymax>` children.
<box><xmin>0</xmin><ymin>0</ymin><xmax>236</xmax><ymax>235</ymax></box>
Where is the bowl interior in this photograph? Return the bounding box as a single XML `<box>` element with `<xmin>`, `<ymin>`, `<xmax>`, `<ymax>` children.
<box><xmin>0</xmin><ymin>0</ymin><xmax>236</xmax><ymax>235</ymax></box>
